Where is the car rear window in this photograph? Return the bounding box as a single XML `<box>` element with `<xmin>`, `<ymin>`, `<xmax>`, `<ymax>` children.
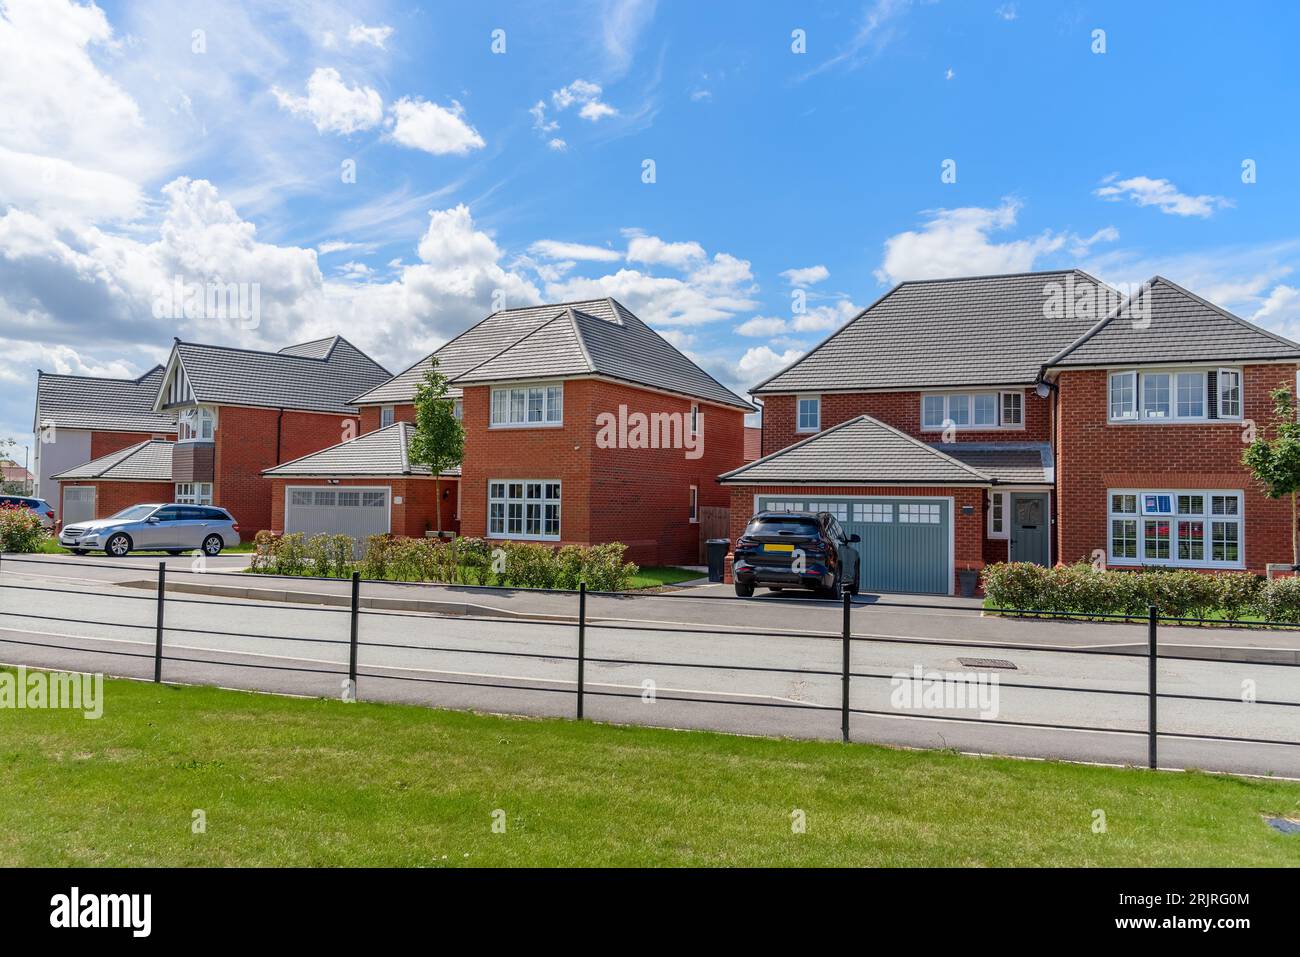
<box><xmin>745</xmin><ymin>517</ymin><xmax>820</xmax><ymax>536</ymax></box>
<box><xmin>200</xmin><ymin>507</ymin><xmax>231</xmax><ymax>521</ymax></box>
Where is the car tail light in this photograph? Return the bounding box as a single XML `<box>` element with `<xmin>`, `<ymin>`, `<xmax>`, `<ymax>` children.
<box><xmin>232</xmin><ymin>524</ymin><xmax>240</xmax><ymax>532</ymax></box>
<box><xmin>45</xmin><ymin>510</ymin><xmax>54</xmax><ymax>519</ymax></box>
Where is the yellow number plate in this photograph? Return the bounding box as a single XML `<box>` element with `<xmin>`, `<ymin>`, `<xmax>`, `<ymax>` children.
<box><xmin>763</xmin><ymin>543</ymin><xmax>795</xmax><ymax>553</ymax></box>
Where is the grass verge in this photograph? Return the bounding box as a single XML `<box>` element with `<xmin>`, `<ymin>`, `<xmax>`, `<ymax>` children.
<box><xmin>1</xmin><ymin>670</ymin><xmax>1297</xmax><ymax>866</ymax></box>
<box><xmin>244</xmin><ymin>564</ymin><xmax>702</xmax><ymax>590</ymax></box>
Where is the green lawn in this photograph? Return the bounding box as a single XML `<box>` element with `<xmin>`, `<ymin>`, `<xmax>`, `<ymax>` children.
<box><xmin>981</xmin><ymin>598</ymin><xmax>1285</xmax><ymax>628</ymax></box>
<box><xmin>35</xmin><ymin>537</ymin><xmax>256</xmax><ymax>556</ymax></box>
<box><xmin>1</xmin><ymin>670</ymin><xmax>1296</xmax><ymax>866</ymax></box>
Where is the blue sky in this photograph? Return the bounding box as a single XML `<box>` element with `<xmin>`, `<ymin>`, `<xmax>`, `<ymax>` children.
<box><xmin>4</xmin><ymin>0</ymin><xmax>1300</xmax><ymax>448</ymax></box>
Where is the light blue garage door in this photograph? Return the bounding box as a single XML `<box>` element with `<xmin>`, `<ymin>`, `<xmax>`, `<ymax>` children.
<box><xmin>756</xmin><ymin>495</ymin><xmax>952</xmax><ymax>595</ymax></box>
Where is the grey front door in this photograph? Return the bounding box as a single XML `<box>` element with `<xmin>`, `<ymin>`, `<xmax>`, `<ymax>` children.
<box><xmin>1010</xmin><ymin>493</ymin><xmax>1050</xmax><ymax>566</ymax></box>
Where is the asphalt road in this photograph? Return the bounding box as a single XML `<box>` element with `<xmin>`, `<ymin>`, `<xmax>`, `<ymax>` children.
<box><xmin>1</xmin><ymin>557</ymin><xmax>1298</xmax><ymax>778</ymax></box>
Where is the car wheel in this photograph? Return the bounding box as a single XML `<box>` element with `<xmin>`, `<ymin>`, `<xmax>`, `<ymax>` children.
<box><xmin>769</xmin><ymin>585</ymin><xmax>783</xmax><ymax>592</ymax></box>
<box><xmin>734</xmin><ymin>581</ymin><xmax>755</xmax><ymax>597</ymax></box>
<box><xmin>105</xmin><ymin>533</ymin><xmax>131</xmax><ymax>557</ymax></box>
<box><xmin>202</xmin><ymin>534</ymin><xmax>223</xmax><ymax>557</ymax></box>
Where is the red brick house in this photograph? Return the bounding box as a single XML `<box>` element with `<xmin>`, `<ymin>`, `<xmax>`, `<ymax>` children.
<box><xmin>271</xmin><ymin>298</ymin><xmax>753</xmax><ymax>565</ymax></box>
<box><xmin>49</xmin><ymin>440</ymin><xmax>176</xmax><ymax>521</ymax></box>
<box><xmin>721</xmin><ymin>271</ymin><xmax>1300</xmax><ymax>594</ymax></box>
<box><xmin>137</xmin><ymin>336</ymin><xmax>392</xmax><ymax>534</ymax></box>
<box><xmin>32</xmin><ymin>366</ymin><xmax>177</xmax><ymax>525</ymax></box>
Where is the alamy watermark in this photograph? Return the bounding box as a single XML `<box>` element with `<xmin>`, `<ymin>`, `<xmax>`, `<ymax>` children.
<box><xmin>889</xmin><ymin>665</ymin><xmax>1000</xmax><ymax>719</ymax></box>
<box><xmin>0</xmin><ymin>666</ymin><xmax>103</xmax><ymax>718</ymax></box>
<box><xmin>1042</xmin><ymin>275</ymin><xmax>1150</xmax><ymax>327</ymax></box>
<box><xmin>152</xmin><ymin>275</ymin><xmax>261</xmax><ymax>329</ymax></box>
<box><xmin>595</xmin><ymin>404</ymin><xmax>704</xmax><ymax>460</ymax></box>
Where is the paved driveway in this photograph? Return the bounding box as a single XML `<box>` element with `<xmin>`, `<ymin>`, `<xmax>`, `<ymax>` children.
<box><xmin>1</xmin><ymin>556</ymin><xmax>1297</xmax><ymax>778</ymax></box>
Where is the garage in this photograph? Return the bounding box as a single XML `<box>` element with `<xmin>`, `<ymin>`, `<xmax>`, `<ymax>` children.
<box><xmin>719</xmin><ymin>415</ymin><xmax>995</xmax><ymax>596</ymax></box>
<box><xmin>61</xmin><ymin>486</ymin><xmax>97</xmax><ymax>527</ymax></box>
<box><xmin>755</xmin><ymin>494</ymin><xmax>952</xmax><ymax>594</ymax></box>
<box><xmin>284</xmin><ymin>486</ymin><xmax>390</xmax><ymax>552</ymax></box>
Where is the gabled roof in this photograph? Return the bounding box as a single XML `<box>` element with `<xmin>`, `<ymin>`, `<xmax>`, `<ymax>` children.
<box><xmin>34</xmin><ymin>366</ymin><xmax>177</xmax><ymax>434</ymax></box>
<box><xmin>51</xmin><ymin>439</ymin><xmax>173</xmax><ymax>482</ymax></box>
<box><xmin>1046</xmin><ymin>276</ymin><xmax>1300</xmax><ymax>368</ymax></box>
<box><xmin>933</xmin><ymin>443</ymin><xmax>1053</xmax><ymax>485</ymax></box>
<box><xmin>352</xmin><ymin>297</ymin><xmax>752</xmax><ymax>411</ymax></box>
<box><xmin>752</xmin><ymin>270</ymin><xmax>1112</xmax><ymax>394</ymax></box>
<box><xmin>261</xmin><ymin>422</ymin><xmax>459</xmax><ymax>478</ymax></box>
<box><xmin>718</xmin><ymin>415</ymin><xmax>992</xmax><ymax>486</ymax></box>
<box><xmin>160</xmin><ymin>336</ymin><xmax>391</xmax><ymax>415</ymax></box>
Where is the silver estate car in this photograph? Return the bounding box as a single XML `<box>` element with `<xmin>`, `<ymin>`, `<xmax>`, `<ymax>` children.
<box><xmin>60</xmin><ymin>503</ymin><xmax>241</xmax><ymax>557</ymax></box>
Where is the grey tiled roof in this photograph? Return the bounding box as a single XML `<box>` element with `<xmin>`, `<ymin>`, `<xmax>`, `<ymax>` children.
<box><xmin>718</xmin><ymin>415</ymin><xmax>992</xmax><ymax>485</ymax></box>
<box><xmin>171</xmin><ymin>337</ymin><xmax>390</xmax><ymax>414</ymax></box>
<box><xmin>1047</xmin><ymin>276</ymin><xmax>1300</xmax><ymax>367</ymax></box>
<box><xmin>278</xmin><ymin>338</ymin><xmax>339</xmax><ymax>359</ymax></box>
<box><xmin>934</xmin><ymin>443</ymin><xmax>1053</xmax><ymax>485</ymax></box>
<box><xmin>353</xmin><ymin>297</ymin><xmax>752</xmax><ymax>410</ymax></box>
<box><xmin>752</xmin><ymin>270</ymin><xmax>1110</xmax><ymax>394</ymax></box>
<box><xmin>262</xmin><ymin>422</ymin><xmax>459</xmax><ymax>478</ymax></box>
<box><xmin>35</xmin><ymin>366</ymin><xmax>178</xmax><ymax>433</ymax></box>
<box><xmin>51</xmin><ymin>439</ymin><xmax>173</xmax><ymax>482</ymax></box>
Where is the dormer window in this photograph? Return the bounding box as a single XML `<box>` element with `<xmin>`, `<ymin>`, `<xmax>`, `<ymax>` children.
<box><xmin>178</xmin><ymin>406</ymin><xmax>215</xmax><ymax>441</ymax></box>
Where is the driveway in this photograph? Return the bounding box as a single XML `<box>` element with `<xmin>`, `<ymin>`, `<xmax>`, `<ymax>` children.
<box><xmin>1</xmin><ymin>555</ymin><xmax>1298</xmax><ymax>778</ymax></box>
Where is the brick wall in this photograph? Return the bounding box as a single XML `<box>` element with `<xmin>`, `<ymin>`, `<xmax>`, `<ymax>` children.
<box><xmin>214</xmin><ymin>406</ymin><xmax>361</xmax><ymax>535</ymax></box>
<box><xmin>760</xmin><ymin>389</ymin><xmax>1049</xmax><ymax>455</ymax></box>
<box><xmin>458</xmin><ymin>379</ymin><xmax>747</xmax><ymax>567</ymax></box>
<box><xmin>268</xmin><ymin>476</ymin><xmax>459</xmax><ymax>538</ymax></box>
<box><xmin>89</xmin><ymin>430</ymin><xmax>174</xmax><ymax>459</ymax></box>
<box><xmin>358</xmin><ymin>403</ymin><xmax>417</xmax><ymax>434</ymax></box>
<box><xmin>723</xmin><ymin>484</ymin><xmax>985</xmax><ymax>593</ymax></box>
<box><xmin>66</xmin><ymin>480</ymin><xmax>175</xmax><ymax>521</ymax></box>
<box><xmin>1055</xmin><ymin>365</ymin><xmax>1297</xmax><ymax>571</ymax></box>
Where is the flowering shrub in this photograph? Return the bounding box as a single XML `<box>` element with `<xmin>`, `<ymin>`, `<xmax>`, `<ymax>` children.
<box><xmin>0</xmin><ymin>504</ymin><xmax>48</xmax><ymax>553</ymax></box>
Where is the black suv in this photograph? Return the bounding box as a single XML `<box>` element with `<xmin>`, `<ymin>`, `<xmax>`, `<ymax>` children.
<box><xmin>732</xmin><ymin>511</ymin><xmax>860</xmax><ymax>598</ymax></box>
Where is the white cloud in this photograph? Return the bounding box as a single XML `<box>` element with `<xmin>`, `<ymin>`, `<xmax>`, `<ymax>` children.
<box><xmin>735</xmin><ymin>345</ymin><xmax>805</xmax><ymax>385</ymax></box>
<box><xmin>800</xmin><ymin>0</ymin><xmax>912</xmax><ymax>80</ymax></box>
<box><xmin>318</xmin><ymin>241</ymin><xmax>362</xmax><ymax>255</ymax></box>
<box><xmin>1253</xmin><ymin>285</ymin><xmax>1300</xmax><ymax>326</ymax></box>
<box><xmin>601</xmin><ymin>0</ymin><xmax>657</xmax><ymax>76</ymax></box>
<box><xmin>386</xmin><ymin>97</ymin><xmax>485</xmax><ymax>155</ymax></box>
<box><xmin>273</xmin><ymin>68</ymin><xmax>383</xmax><ymax>135</ymax></box>
<box><xmin>995</xmin><ymin>4</ymin><xmax>1018</xmax><ymax>20</ymax></box>
<box><xmin>1095</xmin><ymin>175</ymin><xmax>1233</xmax><ymax>218</ymax></box>
<box><xmin>547</xmin><ymin>137</ymin><xmax>568</xmax><ymax>151</ymax></box>
<box><xmin>579</xmin><ymin>100</ymin><xmax>618</xmax><ymax>121</ymax></box>
<box><xmin>529</xmin><ymin>240</ymin><xmax>622</xmax><ymax>262</ymax></box>
<box><xmin>552</xmin><ymin>79</ymin><xmax>619</xmax><ymax>121</ymax></box>
<box><xmin>530</xmin><ymin>100</ymin><xmax>558</xmax><ymax>132</ymax></box>
<box><xmin>348</xmin><ymin>23</ymin><xmax>394</xmax><ymax>49</ymax></box>
<box><xmin>945</xmin><ymin>67</ymin><xmax>955</xmax><ymax>81</ymax></box>
<box><xmin>626</xmin><ymin>235</ymin><xmax>706</xmax><ymax>268</ymax></box>
<box><xmin>875</xmin><ymin>199</ymin><xmax>1069</xmax><ymax>285</ymax></box>
<box><xmin>736</xmin><ymin>316</ymin><xmax>788</xmax><ymax>337</ymax></box>
<box><xmin>780</xmin><ymin>264</ymin><xmax>830</xmax><ymax>286</ymax></box>
<box><xmin>735</xmin><ymin>300</ymin><xmax>857</xmax><ymax>337</ymax></box>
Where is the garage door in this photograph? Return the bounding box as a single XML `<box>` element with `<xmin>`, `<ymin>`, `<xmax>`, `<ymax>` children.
<box><xmin>62</xmin><ymin>486</ymin><xmax>96</xmax><ymax>527</ymax></box>
<box><xmin>756</xmin><ymin>495</ymin><xmax>951</xmax><ymax>595</ymax></box>
<box><xmin>285</xmin><ymin>487</ymin><xmax>390</xmax><ymax>556</ymax></box>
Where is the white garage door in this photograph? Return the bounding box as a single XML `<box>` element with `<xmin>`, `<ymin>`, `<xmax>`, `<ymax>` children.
<box><xmin>285</xmin><ymin>487</ymin><xmax>390</xmax><ymax>555</ymax></box>
<box><xmin>62</xmin><ymin>486</ymin><xmax>96</xmax><ymax>527</ymax></box>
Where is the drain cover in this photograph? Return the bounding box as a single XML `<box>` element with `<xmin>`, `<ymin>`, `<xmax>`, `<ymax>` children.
<box><xmin>957</xmin><ymin>657</ymin><xmax>1017</xmax><ymax>670</ymax></box>
<box><xmin>1266</xmin><ymin>817</ymin><xmax>1300</xmax><ymax>835</ymax></box>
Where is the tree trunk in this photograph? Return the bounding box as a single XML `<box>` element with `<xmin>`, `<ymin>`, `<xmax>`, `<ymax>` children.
<box><xmin>435</xmin><ymin>476</ymin><xmax>443</xmax><ymax>537</ymax></box>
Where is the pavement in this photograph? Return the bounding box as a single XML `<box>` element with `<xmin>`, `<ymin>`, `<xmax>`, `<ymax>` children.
<box><xmin>1</xmin><ymin>552</ymin><xmax>1298</xmax><ymax>778</ymax></box>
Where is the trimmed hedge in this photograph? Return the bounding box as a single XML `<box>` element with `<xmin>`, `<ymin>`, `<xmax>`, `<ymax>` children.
<box><xmin>250</xmin><ymin>531</ymin><xmax>640</xmax><ymax>591</ymax></box>
<box><xmin>980</xmin><ymin>561</ymin><xmax>1292</xmax><ymax>622</ymax></box>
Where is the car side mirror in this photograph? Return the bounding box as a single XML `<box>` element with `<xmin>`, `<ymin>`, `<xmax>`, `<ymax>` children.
<box><xmin>848</xmin><ymin>534</ymin><xmax>860</xmax><ymax>543</ymax></box>
<box><xmin>146</xmin><ymin>516</ymin><xmax>161</xmax><ymax>524</ymax></box>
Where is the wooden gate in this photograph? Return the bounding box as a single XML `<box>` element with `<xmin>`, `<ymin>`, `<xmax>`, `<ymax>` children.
<box><xmin>697</xmin><ymin>506</ymin><xmax>731</xmax><ymax>564</ymax></box>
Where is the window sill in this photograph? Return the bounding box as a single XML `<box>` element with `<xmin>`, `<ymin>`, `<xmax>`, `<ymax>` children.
<box><xmin>1107</xmin><ymin>418</ymin><xmax>1243</xmax><ymax>425</ymax></box>
<box><xmin>921</xmin><ymin>425</ymin><xmax>1025</xmax><ymax>432</ymax></box>
<box><xmin>1107</xmin><ymin>559</ymin><xmax>1245</xmax><ymax>571</ymax></box>
<box><xmin>795</xmin><ymin>427</ymin><xmax>820</xmax><ymax>434</ymax></box>
<box><xmin>487</xmin><ymin>533</ymin><xmax>561</xmax><ymax>542</ymax></box>
<box><xmin>488</xmin><ymin>422</ymin><xmax>564</xmax><ymax>430</ymax></box>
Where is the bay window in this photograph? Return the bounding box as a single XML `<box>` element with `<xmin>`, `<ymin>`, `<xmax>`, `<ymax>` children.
<box><xmin>1107</xmin><ymin>489</ymin><xmax>1242</xmax><ymax>567</ymax></box>
<box><xmin>1109</xmin><ymin>368</ymin><xmax>1241</xmax><ymax>422</ymax></box>
<box><xmin>490</xmin><ymin>383</ymin><xmax>563</xmax><ymax>427</ymax></box>
<box><xmin>488</xmin><ymin>480</ymin><xmax>560</xmax><ymax>540</ymax></box>
<box><xmin>920</xmin><ymin>390</ymin><xmax>1025</xmax><ymax>431</ymax></box>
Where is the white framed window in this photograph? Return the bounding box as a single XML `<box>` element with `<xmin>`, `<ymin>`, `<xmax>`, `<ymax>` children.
<box><xmin>898</xmin><ymin>503</ymin><xmax>941</xmax><ymax>524</ymax></box>
<box><xmin>178</xmin><ymin>406</ymin><xmax>216</xmax><ymax>442</ymax></box>
<box><xmin>807</xmin><ymin>501</ymin><xmax>849</xmax><ymax>521</ymax></box>
<box><xmin>1109</xmin><ymin>368</ymin><xmax>1240</xmax><ymax>423</ymax></box>
<box><xmin>796</xmin><ymin>395</ymin><xmax>820</xmax><ymax>432</ymax></box>
<box><xmin>453</xmin><ymin>399</ymin><xmax>463</xmax><ymax>421</ymax></box>
<box><xmin>380</xmin><ymin>405</ymin><xmax>395</xmax><ymax>428</ymax></box>
<box><xmin>1107</xmin><ymin>489</ymin><xmax>1243</xmax><ymax>567</ymax></box>
<box><xmin>1217</xmin><ymin>370</ymin><xmax>1241</xmax><ymax>419</ymax></box>
<box><xmin>175</xmin><ymin>482</ymin><xmax>212</xmax><ymax>505</ymax></box>
<box><xmin>764</xmin><ymin>500</ymin><xmax>804</xmax><ymax>513</ymax></box>
<box><xmin>488</xmin><ymin>479</ymin><xmax>561</xmax><ymax>540</ymax></box>
<box><xmin>987</xmin><ymin>491</ymin><xmax>1008</xmax><ymax>539</ymax></box>
<box><xmin>689</xmin><ymin>485</ymin><xmax>698</xmax><ymax>523</ymax></box>
<box><xmin>690</xmin><ymin>404</ymin><xmax>701</xmax><ymax>436</ymax></box>
<box><xmin>1000</xmin><ymin>391</ymin><xmax>1023</xmax><ymax>426</ymax></box>
<box><xmin>920</xmin><ymin>392</ymin><xmax>1023</xmax><ymax>431</ymax></box>
<box><xmin>853</xmin><ymin>503</ymin><xmax>892</xmax><ymax>523</ymax></box>
<box><xmin>489</xmin><ymin>383</ymin><xmax>563</xmax><ymax>428</ymax></box>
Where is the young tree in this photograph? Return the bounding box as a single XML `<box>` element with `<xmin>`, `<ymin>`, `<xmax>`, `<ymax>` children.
<box><xmin>1242</xmin><ymin>386</ymin><xmax>1300</xmax><ymax>566</ymax></box>
<box><xmin>406</xmin><ymin>359</ymin><xmax>465</xmax><ymax>537</ymax></box>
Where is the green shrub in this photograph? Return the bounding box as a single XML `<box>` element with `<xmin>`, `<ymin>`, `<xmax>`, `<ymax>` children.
<box><xmin>250</xmin><ymin>530</ymin><xmax>278</xmax><ymax>573</ymax></box>
<box><xmin>1218</xmin><ymin>573</ymin><xmax>1264</xmax><ymax>621</ymax></box>
<box><xmin>304</xmin><ymin>534</ymin><xmax>333</xmax><ymax>577</ymax></box>
<box><xmin>555</xmin><ymin>545</ymin><xmax>586</xmax><ymax>591</ymax></box>
<box><xmin>981</xmin><ymin>562</ymin><xmax>1053</xmax><ymax>611</ymax></box>
<box><xmin>458</xmin><ymin>537</ymin><xmax>493</xmax><ymax>586</ymax></box>
<box><xmin>0</xmin><ymin>505</ymin><xmax>47</xmax><ymax>553</ymax></box>
<box><xmin>358</xmin><ymin>535</ymin><xmax>394</xmax><ymax>580</ymax></box>
<box><xmin>273</xmin><ymin>533</ymin><xmax>307</xmax><ymax>576</ymax></box>
<box><xmin>328</xmin><ymin>535</ymin><xmax>355</xmax><ymax>577</ymax></box>
<box><xmin>1253</xmin><ymin>577</ymin><xmax>1300</xmax><ymax>623</ymax></box>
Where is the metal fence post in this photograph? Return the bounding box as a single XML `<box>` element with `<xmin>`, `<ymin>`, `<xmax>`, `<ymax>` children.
<box><xmin>577</xmin><ymin>581</ymin><xmax>587</xmax><ymax>720</ymax></box>
<box><xmin>841</xmin><ymin>590</ymin><xmax>851</xmax><ymax>743</ymax></box>
<box><xmin>153</xmin><ymin>561</ymin><xmax>166</xmax><ymax>683</ymax></box>
<box><xmin>1147</xmin><ymin>604</ymin><xmax>1158</xmax><ymax>770</ymax></box>
<box><xmin>348</xmin><ymin>571</ymin><xmax>360</xmax><ymax>699</ymax></box>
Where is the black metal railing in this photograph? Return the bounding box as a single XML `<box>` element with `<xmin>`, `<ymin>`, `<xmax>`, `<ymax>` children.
<box><xmin>0</xmin><ymin>552</ymin><xmax>1296</xmax><ymax>772</ymax></box>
